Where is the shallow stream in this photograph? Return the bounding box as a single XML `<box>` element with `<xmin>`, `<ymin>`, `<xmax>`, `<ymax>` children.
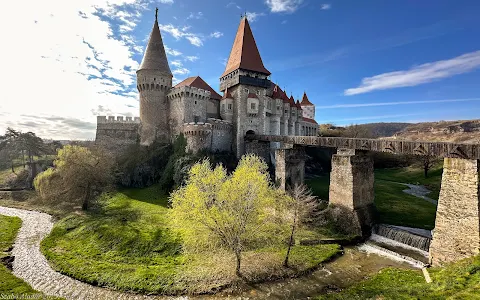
<box><xmin>209</xmin><ymin>247</ymin><xmax>415</xmax><ymax>299</ymax></box>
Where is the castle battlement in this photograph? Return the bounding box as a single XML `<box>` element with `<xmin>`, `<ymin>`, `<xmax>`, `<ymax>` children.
<box><xmin>97</xmin><ymin>116</ymin><xmax>140</xmax><ymax>124</ymax></box>
<box><xmin>182</xmin><ymin>122</ymin><xmax>213</xmax><ymax>136</ymax></box>
<box><xmin>206</xmin><ymin>118</ymin><xmax>233</xmax><ymax>131</ymax></box>
<box><xmin>167</xmin><ymin>85</ymin><xmax>212</xmax><ymax>100</ymax></box>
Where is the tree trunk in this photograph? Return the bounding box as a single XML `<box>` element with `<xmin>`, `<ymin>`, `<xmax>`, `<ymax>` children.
<box><xmin>82</xmin><ymin>183</ymin><xmax>91</xmax><ymax>211</ymax></box>
<box><xmin>235</xmin><ymin>249</ymin><xmax>242</xmax><ymax>277</ymax></box>
<box><xmin>284</xmin><ymin>215</ymin><xmax>297</xmax><ymax>267</ymax></box>
<box><xmin>11</xmin><ymin>161</ymin><xmax>15</xmax><ymax>173</ymax></box>
<box><xmin>22</xmin><ymin>150</ymin><xmax>25</xmax><ymax>168</ymax></box>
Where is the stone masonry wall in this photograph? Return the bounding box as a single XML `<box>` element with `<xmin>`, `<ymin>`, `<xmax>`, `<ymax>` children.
<box><xmin>183</xmin><ymin>123</ymin><xmax>212</xmax><ymax>153</ymax></box>
<box><xmin>329</xmin><ymin>149</ymin><xmax>375</xmax><ymax>236</ymax></box>
<box><xmin>95</xmin><ymin>116</ymin><xmax>140</xmax><ymax>147</ymax></box>
<box><xmin>208</xmin><ymin>118</ymin><xmax>233</xmax><ymax>152</ymax></box>
<box><xmin>429</xmin><ymin>158</ymin><xmax>480</xmax><ymax>266</ymax></box>
<box><xmin>245</xmin><ymin>140</ymin><xmax>271</xmax><ymax>165</ymax></box>
<box><xmin>274</xmin><ymin>147</ymin><xmax>306</xmax><ymax>190</ymax></box>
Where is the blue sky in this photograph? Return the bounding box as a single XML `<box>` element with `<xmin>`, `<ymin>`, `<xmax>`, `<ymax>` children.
<box><xmin>1</xmin><ymin>0</ymin><xmax>480</xmax><ymax>140</ymax></box>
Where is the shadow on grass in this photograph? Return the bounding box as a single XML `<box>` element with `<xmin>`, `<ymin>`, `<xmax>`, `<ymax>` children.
<box><xmin>120</xmin><ymin>184</ymin><xmax>169</xmax><ymax>207</ymax></box>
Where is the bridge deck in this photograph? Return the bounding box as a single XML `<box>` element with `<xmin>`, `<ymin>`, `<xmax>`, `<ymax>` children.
<box><xmin>249</xmin><ymin>135</ymin><xmax>480</xmax><ymax>159</ymax></box>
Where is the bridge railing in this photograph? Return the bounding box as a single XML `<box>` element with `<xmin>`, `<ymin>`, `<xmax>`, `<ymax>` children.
<box><xmin>247</xmin><ymin>135</ymin><xmax>480</xmax><ymax>159</ymax></box>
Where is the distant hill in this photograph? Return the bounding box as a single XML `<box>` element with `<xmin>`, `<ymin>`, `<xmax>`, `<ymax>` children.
<box><xmin>393</xmin><ymin>120</ymin><xmax>480</xmax><ymax>144</ymax></box>
<box><xmin>320</xmin><ymin>120</ymin><xmax>480</xmax><ymax>143</ymax></box>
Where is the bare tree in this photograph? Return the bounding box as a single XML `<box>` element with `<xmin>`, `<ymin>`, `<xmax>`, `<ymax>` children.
<box><xmin>421</xmin><ymin>154</ymin><xmax>435</xmax><ymax>178</ymax></box>
<box><xmin>284</xmin><ymin>184</ymin><xmax>321</xmax><ymax>267</ymax></box>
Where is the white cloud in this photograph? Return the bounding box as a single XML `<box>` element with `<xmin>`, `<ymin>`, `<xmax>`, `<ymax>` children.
<box><xmin>186</xmin><ymin>36</ymin><xmax>203</xmax><ymax>47</ymax></box>
<box><xmin>281</xmin><ymin>20</ymin><xmax>287</xmax><ymax>24</ymax></box>
<box><xmin>227</xmin><ymin>2</ymin><xmax>241</xmax><ymax>9</ymax></box>
<box><xmin>209</xmin><ymin>31</ymin><xmax>224</xmax><ymax>38</ymax></box>
<box><xmin>345</xmin><ymin>50</ymin><xmax>480</xmax><ymax>95</ymax></box>
<box><xmin>265</xmin><ymin>0</ymin><xmax>303</xmax><ymax>13</ymax></box>
<box><xmin>159</xmin><ymin>0</ymin><xmax>174</xmax><ymax>3</ymax></box>
<box><xmin>164</xmin><ymin>45</ymin><xmax>183</xmax><ymax>56</ymax></box>
<box><xmin>317</xmin><ymin>98</ymin><xmax>480</xmax><ymax>109</ymax></box>
<box><xmin>171</xmin><ymin>60</ymin><xmax>183</xmax><ymax>67</ymax></box>
<box><xmin>159</xmin><ymin>24</ymin><xmax>204</xmax><ymax>46</ymax></box>
<box><xmin>321</xmin><ymin>4</ymin><xmax>331</xmax><ymax>10</ymax></box>
<box><xmin>246</xmin><ymin>11</ymin><xmax>266</xmax><ymax>22</ymax></box>
<box><xmin>172</xmin><ymin>68</ymin><xmax>190</xmax><ymax>75</ymax></box>
<box><xmin>187</xmin><ymin>12</ymin><xmax>203</xmax><ymax>20</ymax></box>
<box><xmin>0</xmin><ymin>0</ymin><xmax>159</xmax><ymax>140</ymax></box>
<box><xmin>185</xmin><ymin>56</ymin><xmax>199</xmax><ymax>62</ymax></box>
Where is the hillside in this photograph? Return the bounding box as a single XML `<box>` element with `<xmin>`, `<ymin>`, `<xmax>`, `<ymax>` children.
<box><xmin>393</xmin><ymin>119</ymin><xmax>480</xmax><ymax>143</ymax></box>
<box><xmin>320</xmin><ymin>120</ymin><xmax>480</xmax><ymax>143</ymax></box>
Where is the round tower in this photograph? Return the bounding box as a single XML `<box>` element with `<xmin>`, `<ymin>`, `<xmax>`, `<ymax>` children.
<box><xmin>137</xmin><ymin>9</ymin><xmax>173</xmax><ymax>145</ymax></box>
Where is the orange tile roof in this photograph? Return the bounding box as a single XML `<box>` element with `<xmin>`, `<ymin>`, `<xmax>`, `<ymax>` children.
<box><xmin>303</xmin><ymin>117</ymin><xmax>318</xmax><ymax>124</ymax></box>
<box><xmin>221</xmin><ymin>17</ymin><xmax>271</xmax><ymax>77</ymax></box>
<box><xmin>272</xmin><ymin>84</ymin><xmax>284</xmax><ymax>99</ymax></box>
<box><xmin>222</xmin><ymin>88</ymin><xmax>233</xmax><ymax>99</ymax></box>
<box><xmin>301</xmin><ymin>92</ymin><xmax>313</xmax><ymax>106</ymax></box>
<box><xmin>174</xmin><ymin>76</ymin><xmax>222</xmax><ymax>100</ymax></box>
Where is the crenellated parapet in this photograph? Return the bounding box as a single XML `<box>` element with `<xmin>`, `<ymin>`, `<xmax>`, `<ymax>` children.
<box><xmin>182</xmin><ymin>122</ymin><xmax>213</xmax><ymax>136</ymax></box>
<box><xmin>97</xmin><ymin>116</ymin><xmax>140</xmax><ymax>123</ymax></box>
<box><xmin>167</xmin><ymin>85</ymin><xmax>212</xmax><ymax>100</ymax></box>
<box><xmin>206</xmin><ymin>118</ymin><xmax>233</xmax><ymax>131</ymax></box>
<box><xmin>95</xmin><ymin>116</ymin><xmax>140</xmax><ymax>148</ymax></box>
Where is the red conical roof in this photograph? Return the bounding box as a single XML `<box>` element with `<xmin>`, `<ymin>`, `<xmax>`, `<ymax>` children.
<box><xmin>289</xmin><ymin>95</ymin><xmax>296</xmax><ymax>107</ymax></box>
<box><xmin>301</xmin><ymin>92</ymin><xmax>313</xmax><ymax>106</ymax></box>
<box><xmin>138</xmin><ymin>15</ymin><xmax>171</xmax><ymax>75</ymax></box>
<box><xmin>295</xmin><ymin>100</ymin><xmax>302</xmax><ymax>109</ymax></box>
<box><xmin>221</xmin><ymin>17</ymin><xmax>271</xmax><ymax>77</ymax></box>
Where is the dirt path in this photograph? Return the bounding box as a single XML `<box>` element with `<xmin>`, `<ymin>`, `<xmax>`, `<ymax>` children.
<box><xmin>399</xmin><ymin>183</ymin><xmax>437</xmax><ymax>205</ymax></box>
<box><xmin>0</xmin><ymin>206</ymin><xmax>179</xmax><ymax>300</ymax></box>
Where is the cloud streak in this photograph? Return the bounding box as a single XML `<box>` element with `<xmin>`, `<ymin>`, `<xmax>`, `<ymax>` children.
<box><xmin>316</xmin><ymin>98</ymin><xmax>480</xmax><ymax>109</ymax></box>
<box><xmin>265</xmin><ymin>0</ymin><xmax>303</xmax><ymax>13</ymax></box>
<box><xmin>345</xmin><ymin>50</ymin><xmax>480</xmax><ymax>95</ymax></box>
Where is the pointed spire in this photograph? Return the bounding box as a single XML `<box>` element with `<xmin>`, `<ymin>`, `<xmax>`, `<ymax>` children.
<box><xmin>221</xmin><ymin>16</ymin><xmax>271</xmax><ymax>77</ymax></box>
<box><xmin>138</xmin><ymin>8</ymin><xmax>172</xmax><ymax>75</ymax></box>
<box><xmin>301</xmin><ymin>91</ymin><xmax>313</xmax><ymax>106</ymax></box>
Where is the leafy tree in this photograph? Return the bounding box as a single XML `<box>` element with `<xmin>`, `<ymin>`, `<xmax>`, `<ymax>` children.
<box><xmin>284</xmin><ymin>184</ymin><xmax>322</xmax><ymax>267</ymax></box>
<box><xmin>34</xmin><ymin>145</ymin><xmax>114</xmax><ymax>210</ymax></box>
<box><xmin>170</xmin><ymin>154</ymin><xmax>289</xmax><ymax>276</ymax></box>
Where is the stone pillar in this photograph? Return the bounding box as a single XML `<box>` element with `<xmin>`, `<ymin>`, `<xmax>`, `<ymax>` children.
<box><xmin>275</xmin><ymin>147</ymin><xmax>305</xmax><ymax>190</ymax></box>
<box><xmin>245</xmin><ymin>140</ymin><xmax>271</xmax><ymax>164</ymax></box>
<box><xmin>329</xmin><ymin>149</ymin><xmax>374</xmax><ymax>236</ymax></box>
<box><xmin>429</xmin><ymin>158</ymin><xmax>480</xmax><ymax>266</ymax></box>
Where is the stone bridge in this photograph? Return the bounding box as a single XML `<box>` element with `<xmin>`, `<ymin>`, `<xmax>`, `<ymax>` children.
<box><xmin>245</xmin><ymin>135</ymin><xmax>480</xmax><ymax>266</ymax></box>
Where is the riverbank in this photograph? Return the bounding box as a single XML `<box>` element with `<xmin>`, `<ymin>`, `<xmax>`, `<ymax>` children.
<box><xmin>38</xmin><ymin>185</ymin><xmax>343</xmax><ymax>295</ymax></box>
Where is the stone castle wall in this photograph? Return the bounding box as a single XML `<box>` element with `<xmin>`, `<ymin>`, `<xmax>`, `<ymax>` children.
<box><xmin>182</xmin><ymin>119</ymin><xmax>233</xmax><ymax>153</ymax></box>
<box><xmin>95</xmin><ymin>116</ymin><xmax>140</xmax><ymax>147</ymax></box>
<box><xmin>168</xmin><ymin>86</ymin><xmax>213</xmax><ymax>137</ymax></box>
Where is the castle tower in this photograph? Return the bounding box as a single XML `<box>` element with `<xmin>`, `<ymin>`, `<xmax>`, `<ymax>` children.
<box><xmin>300</xmin><ymin>92</ymin><xmax>315</xmax><ymax>120</ymax></box>
<box><xmin>137</xmin><ymin>9</ymin><xmax>172</xmax><ymax>145</ymax></box>
<box><xmin>220</xmin><ymin>15</ymin><xmax>272</xmax><ymax>157</ymax></box>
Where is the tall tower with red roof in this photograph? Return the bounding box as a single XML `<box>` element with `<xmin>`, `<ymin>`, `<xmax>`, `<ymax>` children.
<box><xmin>219</xmin><ymin>15</ymin><xmax>273</xmax><ymax>157</ymax></box>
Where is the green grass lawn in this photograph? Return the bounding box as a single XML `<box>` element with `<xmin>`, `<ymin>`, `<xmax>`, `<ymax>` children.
<box><xmin>306</xmin><ymin>164</ymin><xmax>441</xmax><ymax>230</ymax></box>
<box><xmin>0</xmin><ymin>215</ymin><xmax>42</xmax><ymax>295</ymax></box>
<box><xmin>318</xmin><ymin>254</ymin><xmax>480</xmax><ymax>299</ymax></box>
<box><xmin>41</xmin><ymin>184</ymin><xmax>341</xmax><ymax>295</ymax></box>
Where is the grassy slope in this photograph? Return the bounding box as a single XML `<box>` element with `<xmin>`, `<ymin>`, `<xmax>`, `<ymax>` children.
<box><xmin>306</xmin><ymin>165</ymin><xmax>441</xmax><ymax>230</ymax></box>
<box><xmin>318</xmin><ymin>254</ymin><xmax>480</xmax><ymax>300</ymax></box>
<box><xmin>41</xmin><ymin>185</ymin><xmax>341</xmax><ymax>295</ymax></box>
<box><xmin>0</xmin><ymin>215</ymin><xmax>37</xmax><ymax>294</ymax></box>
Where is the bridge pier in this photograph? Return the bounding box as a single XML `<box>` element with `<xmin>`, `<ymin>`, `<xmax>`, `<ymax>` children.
<box><xmin>429</xmin><ymin>158</ymin><xmax>480</xmax><ymax>266</ymax></box>
<box><xmin>329</xmin><ymin>149</ymin><xmax>375</xmax><ymax>236</ymax></box>
<box><xmin>244</xmin><ymin>140</ymin><xmax>271</xmax><ymax>165</ymax></box>
<box><xmin>275</xmin><ymin>147</ymin><xmax>306</xmax><ymax>190</ymax></box>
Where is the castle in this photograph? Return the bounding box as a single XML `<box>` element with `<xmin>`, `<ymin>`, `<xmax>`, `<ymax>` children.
<box><xmin>96</xmin><ymin>11</ymin><xmax>318</xmax><ymax>157</ymax></box>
